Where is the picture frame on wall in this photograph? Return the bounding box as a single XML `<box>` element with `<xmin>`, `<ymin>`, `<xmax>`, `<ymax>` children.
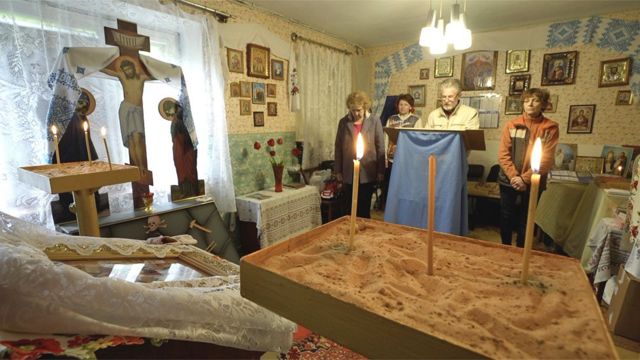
<box><xmin>574</xmin><ymin>156</ymin><xmax>604</xmax><ymax>174</ymax></box>
<box><xmin>267</xmin><ymin>102</ymin><xmax>278</xmax><ymax>116</ymax></box>
<box><xmin>253</xmin><ymin>111</ymin><xmax>264</xmax><ymax>127</ymax></box>
<box><xmin>408</xmin><ymin>85</ymin><xmax>426</xmax><ymax>107</ymax></box>
<box><xmin>541</xmin><ymin>51</ymin><xmax>578</xmax><ymax>86</ymax></box>
<box><xmin>505</xmin><ymin>50</ymin><xmax>530</xmax><ymax>73</ymax></box>
<box><xmin>252</xmin><ymin>82</ymin><xmax>266</xmax><ymax>104</ymax></box>
<box><xmin>434</xmin><ymin>57</ymin><xmax>454</xmax><ymax>78</ymax></box>
<box><xmin>229</xmin><ymin>82</ymin><xmax>240</xmax><ymax>97</ymax></box>
<box><xmin>504</xmin><ymin>95</ymin><xmax>522</xmax><ymax>115</ymax></box>
<box><xmin>461</xmin><ymin>50</ymin><xmax>498</xmax><ymax>91</ymax></box>
<box><xmin>246</xmin><ymin>43</ymin><xmax>270</xmax><ymax>79</ymax></box>
<box><xmin>266</xmin><ymin>83</ymin><xmax>276</xmax><ymax>98</ymax></box>
<box><xmin>227</xmin><ymin>48</ymin><xmax>243</xmax><ymax>74</ymax></box>
<box><xmin>508</xmin><ymin>74</ymin><xmax>531</xmax><ymax>95</ymax></box>
<box><xmin>615</xmin><ymin>90</ymin><xmax>633</xmax><ymax>105</ymax></box>
<box><xmin>239</xmin><ymin>99</ymin><xmax>251</xmax><ymax>115</ymax></box>
<box><xmin>567</xmin><ymin>104</ymin><xmax>595</xmax><ymax>134</ymax></box>
<box><xmin>240</xmin><ymin>81</ymin><xmax>252</xmax><ymax>98</ymax></box>
<box><xmin>601</xmin><ymin>145</ymin><xmax>634</xmax><ymax>177</ymax></box>
<box><xmin>545</xmin><ymin>94</ymin><xmax>559</xmax><ymax>113</ymax></box>
<box><xmin>271</xmin><ymin>59</ymin><xmax>285</xmax><ymax>80</ymax></box>
<box><xmin>419</xmin><ymin>68</ymin><xmax>430</xmax><ymax>79</ymax></box>
<box><xmin>599</xmin><ymin>58</ymin><xmax>631</xmax><ymax>87</ymax></box>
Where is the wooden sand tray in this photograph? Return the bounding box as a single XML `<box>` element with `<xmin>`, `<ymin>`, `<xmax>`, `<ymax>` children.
<box><xmin>241</xmin><ymin>216</ymin><xmax>617</xmax><ymax>359</ymax></box>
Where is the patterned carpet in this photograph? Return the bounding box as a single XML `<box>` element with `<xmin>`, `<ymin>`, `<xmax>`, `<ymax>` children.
<box><xmin>278</xmin><ymin>327</ymin><xmax>366</xmax><ymax>360</ymax></box>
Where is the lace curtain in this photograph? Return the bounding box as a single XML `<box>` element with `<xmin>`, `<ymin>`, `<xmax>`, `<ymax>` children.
<box><xmin>295</xmin><ymin>41</ymin><xmax>352</xmax><ymax>170</ymax></box>
<box><xmin>0</xmin><ymin>0</ymin><xmax>235</xmax><ymax>227</ymax></box>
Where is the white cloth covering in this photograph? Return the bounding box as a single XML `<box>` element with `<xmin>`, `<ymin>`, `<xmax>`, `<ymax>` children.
<box><xmin>0</xmin><ymin>212</ymin><xmax>295</xmax><ymax>352</ymax></box>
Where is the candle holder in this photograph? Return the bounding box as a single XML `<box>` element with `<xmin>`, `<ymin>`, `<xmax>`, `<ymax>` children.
<box><xmin>142</xmin><ymin>192</ymin><xmax>154</xmax><ymax>212</ymax></box>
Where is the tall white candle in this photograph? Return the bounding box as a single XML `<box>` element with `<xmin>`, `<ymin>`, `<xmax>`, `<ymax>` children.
<box><xmin>101</xmin><ymin>127</ymin><xmax>113</xmax><ymax>170</ymax></box>
<box><xmin>348</xmin><ymin>133</ymin><xmax>364</xmax><ymax>251</ymax></box>
<box><xmin>51</xmin><ymin>125</ymin><xmax>61</xmax><ymax>168</ymax></box>
<box><xmin>522</xmin><ymin>138</ymin><xmax>542</xmax><ymax>283</ymax></box>
<box><xmin>83</xmin><ymin>121</ymin><xmax>92</xmax><ymax>165</ymax></box>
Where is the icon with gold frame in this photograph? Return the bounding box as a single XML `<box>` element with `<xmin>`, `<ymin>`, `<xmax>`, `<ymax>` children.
<box><xmin>599</xmin><ymin>58</ymin><xmax>631</xmax><ymax>88</ymax></box>
<box><xmin>505</xmin><ymin>50</ymin><xmax>530</xmax><ymax>73</ymax></box>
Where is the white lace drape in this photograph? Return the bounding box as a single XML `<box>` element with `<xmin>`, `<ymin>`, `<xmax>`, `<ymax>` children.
<box><xmin>0</xmin><ymin>0</ymin><xmax>236</xmax><ymax>227</ymax></box>
<box><xmin>295</xmin><ymin>42</ymin><xmax>352</xmax><ymax>169</ymax></box>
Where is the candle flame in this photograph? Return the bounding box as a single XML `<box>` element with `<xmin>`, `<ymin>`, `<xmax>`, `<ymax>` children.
<box><xmin>83</xmin><ymin>121</ymin><xmax>89</xmax><ymax>132</ymax></box>
<box><xmin>101</xmin><ymin>127</ymin><xmax>107</xmax><ymax>138</ymax></box>
<box><xmin>51</xmin><ymin>125</ymin><xmax>58</xmax><ymax>135</ymax></box>
<box><xmin>531</xmin><ymin>138</ymin><xmax>542</xmax><ymax>173</ymax></box>
<box><xmin>356</xmin><ymin>133</ymin><xmax>364</xmax><ymax>160</ymax></box>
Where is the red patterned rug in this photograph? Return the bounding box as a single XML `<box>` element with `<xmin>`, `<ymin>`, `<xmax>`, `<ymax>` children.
<box><xmin>280</xmin><ymin>326</ymin><xmax>366</xmax><ymax>360</ymax></box>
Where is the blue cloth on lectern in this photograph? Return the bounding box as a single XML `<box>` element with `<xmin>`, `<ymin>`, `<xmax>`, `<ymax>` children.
<box><xmin>384</xmin><ymin>131</ymin><xmax>468</xmax><ymax>235</ymax></box>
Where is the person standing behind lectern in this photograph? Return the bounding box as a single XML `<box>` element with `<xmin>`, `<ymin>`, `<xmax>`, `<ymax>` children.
<box><xmin>420</xmin><ymin>78</ymin><xmax>479</xmax><ymax>130</ymax></box>
<box><xmin>498</xmin><ymin>88</ymin><xmax>558</xmax><ymax>248</ymax></box>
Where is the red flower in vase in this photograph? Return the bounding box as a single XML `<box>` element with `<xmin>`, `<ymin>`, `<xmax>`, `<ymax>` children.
<box><xmin>254</xmin><ymin>137</ymin><xmax>286</xmax><ymax>166</ymax></box>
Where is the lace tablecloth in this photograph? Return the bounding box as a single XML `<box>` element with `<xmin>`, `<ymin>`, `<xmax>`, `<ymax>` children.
<box><xmin>236</xmin><ymin>186</ymin><xmax>321</xmax><ymax>249</ymax></box>
<box><xmin>586</xmin><ymin>217</ymin><xmax>630</xmax><ymax>284</ymax></box>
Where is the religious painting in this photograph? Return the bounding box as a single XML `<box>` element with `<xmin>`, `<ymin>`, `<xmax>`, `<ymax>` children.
<box><xmin>253</xmin><ymin>111</ymin><xmax>265</xmax><ymax>127</ymax></box>
<box><xmin>541</xmin><ymin>51</ymin><xmax>577</xmax><ymax>86</ymax></box>
<box><xmin>461</xmin><ymin>51</ymin><xmax>498</xmax><ymax>91</ymax></box>
<box><xmin>227</xmin><ymin>48</ymin><xmax>243</xmax><ymax>74</ymax></box>
<box><xmin>247</xmin><ymin>43</ymin><xmax>270</xmax><ymax>79</ymax></box>
<box><xmin>434</xmin><ymin>57</ymin><xmax>453</xmax><ymax>78</ymax></box>
<box><xmin>599</xmin><ymin>58</ymin><xmax>631</xmax><ymax>87</ymax></box>
<box><xmin>545</xmin><ymin>94</ymin><xmax>559</xmax><ymax>113</ymax></box>
<box><xmin>266</xmin><ymin>83</ymin><xmax>276</xmax><ymax>98</ymax></box>
<box><xmin>509</xmin><ymin>74</ymin><xmax>530</xmax><ymax>95</ymax></box>
<box><xmin>505</xmin><ymin>50</ymin><xmax>530</xmax><ymax>73</ymax></box>
<box><xmin>271</xmin><ymin>59</ymin><xmax>285</xmax><ymax>80</ymax></box>
<box><xmin>504</xmin><ymin>95</ymin><xmax>522</xmax><ymax>115</ymax></box>
<box><xmin>567</xmin><ymin>104</ymin><xmax>595</xmax><ymax>134</ymax></box>
<box><xmin>419</xmin><ymin>68</ymin><xmax>430</xmax><ymax>80</ymax></box>
<box><xmin>239</xmin><ymin>99</ymin><xmax>251</xmax><ymax>115</ymax></box>
<box><xmin>252</xmin><ymin>82</ymin><xmax>266</xmax><ymax>104</ymax></box>
<box><xmin>552</xmin><ymin>143</ymin><xmax>578</xmax><ymax>170</ymax></box>
<box><xmin>615</xmin><ymin>90</ymin><xmax>633</xmax><ymax>105</ymax></box>
<box><xmin>229</xmin><ymin>82</ymin><xmax>240</xmax><ymax>97</ymax></box>
<box><xmin>601</xmin><ymin>145</ymin><xmax>634</xmax><ymax>177</ymax></box>
<box><xmin>574</xmin><ymin>156</ymin><xmax>604</xmax><ymax>174</ymax></box>
<box><xmin>267</xmin><ymin>102</ymin><xmax>278</xmax><ymax>116</ymax></box>
<box><xmin>408</xmin><ymin>85</ymin><xmax>426</xmax><ymax>107</ymax></box>
<box><xmin>240</xmin><ymin>81</ymin><xmax>252</xmax><ymax>98</ymax></box>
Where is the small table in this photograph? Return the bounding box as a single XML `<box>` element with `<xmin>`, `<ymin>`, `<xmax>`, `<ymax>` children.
<box><xmin>236</xmin><ymin>186</ymin><xmax>321</xmax><ymax>253</ymax></box>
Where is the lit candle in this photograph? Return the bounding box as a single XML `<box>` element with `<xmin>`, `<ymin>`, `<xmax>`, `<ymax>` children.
<box><xmin>51</xmin><ymin>125</ymin><xmax>61</xmax><ymax>168</ymax></box>
<box><xmin>427</xmin><ymin>154</ymin><xmax>436</xmax><ymax>275</ymax></box>
<box><xmin>348</xmin><ymin>133</ymin><xmax>364</xmax><ymax>251</ymax></box>
<box><xmin>522</xmin><ymin>138</ymin><xmax>542</xmax><ymax>284</ymax></box>
<box><xmin>83</xmin><ymin>121</ymin><xmax>92</xmax><ymax>165</ymax></box>
<box><xmin>101</xmin><ymin>127</ymin><xmax>112</xmax><ymax>170</ymax></box>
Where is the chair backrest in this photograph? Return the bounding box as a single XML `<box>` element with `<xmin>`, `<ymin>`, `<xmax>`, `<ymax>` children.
<box><xmin>467</xmin><ymin>164</ymin><xmax>484</xmax><ymax>181</ymax></box>
<box><xmin>486</xmin><ymin>164</ymin><xmax>501</xmax><ymax>182</ymax></box>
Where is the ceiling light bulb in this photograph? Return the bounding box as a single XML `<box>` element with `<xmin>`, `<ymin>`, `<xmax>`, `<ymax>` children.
<box><xmin>419</xmin><ymin>9</ymin><xmax>438</xmax><ymax>48</ymax></box>
<box><xmin>454</xmin><ymin>28</ymin><xmax>472</xmax><ymax>50</ymax></box>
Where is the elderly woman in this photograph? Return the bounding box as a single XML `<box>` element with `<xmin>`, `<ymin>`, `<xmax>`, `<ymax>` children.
<box><xmin>334</xmin><ymin>91</ymin><xmax>385</xmax><ymax>218</ymax></box>
<box><xmin>498</xmin><ymin>88</ymin><xmax>559</xmax><ymax>247</ymax></box>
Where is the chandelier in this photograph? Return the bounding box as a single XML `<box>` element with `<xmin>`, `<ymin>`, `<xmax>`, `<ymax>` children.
<box><xmin>419</xmin><ymin>0</ymin><xmax>472</xmax><ymax>54</ymax></box>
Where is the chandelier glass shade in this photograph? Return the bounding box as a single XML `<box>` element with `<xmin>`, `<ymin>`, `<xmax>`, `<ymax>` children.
<box><xmin>419</xmin><ymin>1</ymin><xmax>472</xmax><ymax>54</ymax></box>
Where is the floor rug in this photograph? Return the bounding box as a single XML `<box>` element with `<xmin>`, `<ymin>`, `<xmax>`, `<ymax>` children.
<box><xmin>280</xmin><ymin>326</ymin><xmax>366</xmax><ymax>360</ymax></box>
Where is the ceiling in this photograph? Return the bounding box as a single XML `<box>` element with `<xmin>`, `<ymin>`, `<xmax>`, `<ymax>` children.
<box><xmin>246</xmin><ymin>0</ymin><xmax>640</xmax><ymax>48</ymax></box>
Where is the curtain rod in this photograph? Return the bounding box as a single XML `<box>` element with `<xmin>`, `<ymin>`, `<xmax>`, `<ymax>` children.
<box><xmin>175</xmin><ymin>0</ymin><xmax>231</xmax><ymax>23</ymax></box>
<box><xmin>291</xmin><ymin>32</ymin><xmax>357</xmax><ymax>55</ymax></box>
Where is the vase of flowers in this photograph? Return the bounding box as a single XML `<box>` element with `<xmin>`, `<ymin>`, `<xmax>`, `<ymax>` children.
<box><xmin>254</xmin><ymin>137</ymin><xmax>285</xmax><ymax>192</ymax></box>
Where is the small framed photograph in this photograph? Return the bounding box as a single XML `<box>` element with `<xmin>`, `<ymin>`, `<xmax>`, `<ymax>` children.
<box><xmin>434</xmin><ymin>57</ymin><xmax>454</xmax><ymax>78</ymax></box>
<box><xmin>602</xmin><ymin>145</ymin><xmax>634</xmax><ymax>176</ymax></box>
<box><xmin>246</xmin><ymin>43</ymin><xmax>270</xmax><ymax>79</ymax></box>
<box><xmin>271</xmin><ymin>59</ymin><xmax>284</xmax><ymax>80</ymax></box>
<box><xmin>252</xmin><ymin>82</ymin><xmax>266</xmax><ymax>104</ymax></box>
<box><xmin>504</xmin><ymin>95</ymin><xmax>522</xmax><ymax>115</ymax></box>
<box><xmin>253</xmin><ymin>111</ymin><xmax>264</xmax><ymax>127</ymax></box>
<box><xmin>267</xmin><ymin>102</ymin><xmax>278</xmax><ymax>116</ymax></box>
<box><xmin>599</xmin><ymin>58</ymin><xmax>631</xmax><ymax>87</ymax></box>
<box><xmin>615</xmin><ymin>90</ymin><xmax>633</xmax><ymax>105</ymax></box>
<box><xmin>419</xmin><ymin>68</ymin><xmax>430</xmax><ymax>80</ymax></box>
<box><xmin>239</xmin><ymin>99</ymin><xmax>251</xmax><ymax>115</ymax></box>
<box><xmin>567</xmin><ymin>104</ymin><xmax>595</xmax><ymax>134</ymax></box>
<box><xmin>229</xmin><ymin>82</ymin><xmax>240</xmax><ymax>97</ymax></box>
<box><xmin>266</xmin><ymin>83</ymin><xmax>276</xmax><ymax>98</ymax></box>
<box><xmin>461</xmin><ymin>50</ymin><xmax>498</xmax><ymax>91</ymax></box>
<box><xmin>541</xmin><ymin>51</ymin><xmax>578</xmax><ymax>86</ymax></box>
<box><xmin>575</xmin><ymin>156</ymin><xmax>604</xmax><ymax>174</ymax></box>
<box><xmin>545</xmin><ymin>94</ymin><xmax>559</xmax><ymax>113</ymax></box>
<box><xmin>408</xmin><ymin>85</ymin><xmax>426</xmax><ymax>107</ymax></box>
<box><xmin>227</xmin><ymin>48</ymin><xmax>243</xmax><ymax>74</ymax></box>
<box><xmin>552</xmin><ymin>143</ymin><xmax>578</xmax><ymax>170</ymax></box>
<box><xmin>505</xmin><ymin>50</ymin><xmax>530</xmax><ymax>73</ymax></box>
<box><xmin>509</xmin><ymin>74</ymin><xmax>531</xmax><ymax>95</ymax></box>
<box><xmin>240</xmin><ymin>81</ymin><xmax>252</xmax><ymax>98</ymax></box>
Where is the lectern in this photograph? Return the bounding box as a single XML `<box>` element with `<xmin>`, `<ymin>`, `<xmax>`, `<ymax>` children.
<box><xmin>383</xmin><ymin>128</ymin><xmax>485</xmax><ymax>235</ymax></box>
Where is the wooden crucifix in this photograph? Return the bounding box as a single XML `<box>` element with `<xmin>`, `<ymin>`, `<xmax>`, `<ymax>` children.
<box><xmin>102</xmin><ymin>19</ymin><xmax>155</xmax><ymax>209</ymax></box>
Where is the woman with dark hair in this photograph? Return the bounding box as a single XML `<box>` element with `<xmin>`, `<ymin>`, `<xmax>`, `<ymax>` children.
<box><xmin>380</xmin><ymin>94</ymin><xmax>421</xmax><ymax>209</ymax></box>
